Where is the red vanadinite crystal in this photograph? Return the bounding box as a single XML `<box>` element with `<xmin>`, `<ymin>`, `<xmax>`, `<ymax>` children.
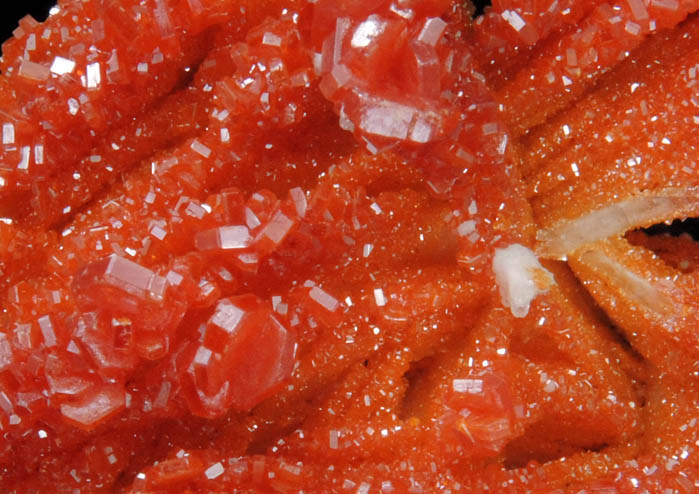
<box><xmin>1</xmin><ymin>0</ymin><xmax>699</xmax><ymax>493</ymax></box>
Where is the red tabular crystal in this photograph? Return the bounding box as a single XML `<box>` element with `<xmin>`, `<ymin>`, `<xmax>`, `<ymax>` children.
<box><xmin>0</xmin><ymin>0</ymin><xmax>229</xmax><ymax>195</ymax></box>
<box><xmin>439</xmin><ymin>371</ymin><xmax>517</xmax><ymax>458</ymax></box>
<box><xmin>60</xmin><ymin>383</ymin><xmax>126</xmax><ymax>431</ymax></box>
<box><xmin>73</xmin><ymin>255</ymin><xmax>187</xmax><ymax>360</ymax></box>
<box><xmin>1</xmin><ymin>0</ymin><xmax>698</xmax><ymax>493</ymax></box>
<box><xmin>144</xmin><ymin>455</ymin><xmax>207</xmax><ymax>487</ymax></box>
<box><xmin>182</xmin><ymin>294</ymin><xmax>296</xmax><ymax>418</ymax></box>
<box><xmin>73</xmin><ymin>311</ymin><xmax>139</xmax><ymax>375</ymax></box>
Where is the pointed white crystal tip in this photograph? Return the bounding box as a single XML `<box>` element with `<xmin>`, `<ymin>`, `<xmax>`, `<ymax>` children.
<box><xmin>493</xmin><ymin>244</ymin><xmax>554</xmax><ymax>318</ymax></box>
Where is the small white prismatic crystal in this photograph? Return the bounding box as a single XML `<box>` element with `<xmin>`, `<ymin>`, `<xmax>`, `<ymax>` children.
<box><xmin>492</xmin><ymin>244</ymin><xmax>554</xmax><ymax>318</ymax></box>
<box><xmin>86</xmin><ymin>62</ymin><xmax>101</xmax><ymax>89</ymax></box>
<box><xmin>50</xmin><ymin>56</ymin><xmax>76</xmax><ymax>75</ymax></box>
<box><xmin>204</xmin><ymin>462</ymin><xmax>224</xmax><ymax>480</ymax></box>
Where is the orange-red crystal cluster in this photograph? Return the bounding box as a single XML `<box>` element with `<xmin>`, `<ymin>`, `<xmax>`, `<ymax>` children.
<box><xmin>1</xmin><ymin>0</ymin><xmax>699</xmax><ymax>493</ymax></box>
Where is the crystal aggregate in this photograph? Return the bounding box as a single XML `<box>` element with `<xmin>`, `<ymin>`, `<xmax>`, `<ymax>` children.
<box><xmin>0</xmin><ymin>0</ymin><xmax>698</xmax><ymax>492</ymax></box>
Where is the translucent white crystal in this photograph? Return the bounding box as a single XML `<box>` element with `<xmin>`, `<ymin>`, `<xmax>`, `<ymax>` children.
<box><xmin>194</xmin><ymin>346</ymin><xmax>213</xmax><ymax>366</ymax></box>
<box><xmin>537</xmin><ymin>188</ymin><xmax>699</xmax><ymax>258</ymax></box>
<box><xmin>493</xmin><ymin>244</ymin><xmax>553</xmax><ymax>318</ymax></box>
<box><xmin>217</xmin><ymin>226</ymin><xmax>252</xmax><ymax>250</ymax></box>
<box><xmin>2</xmin><ymin>123</ymin><xmax>15</xmax><ymax>145</ymax></box>
<box><xmin>351</xmin><ymin>15</ymin><xmax>384</xmax><ymax>48</ymax></box>
<box><xmin>190</xmin><ymin>139</ymin><xmax>212</xmax><ymax>158</ymax></box>
<box><xmin>360</xmin><ymin>98</ymin><xmax>414</xmax><ymax>140</ymax></box>
<box><xmin>374</xmin><ymin>288</ymin><xmax>387</xmax><ymax>307</ymax></box>
<box><xmin>38</xmin><ymin>315</ymin><xmax>57</xmax><ymax>347</ymax></box>
<box><xmin>211</xmin><ymin>300</ymin><xmax>245</xmax><ymax>334</ymax></box>
<box><xmin>86</xmin><ymin>62</ymin><xmax>101</xmax><ymax>89</ymax></box>
<box><xmin>260</xmin><ymin>211</ymin><xmax>294</xmax><ymax>244</ymax></box>
<box><xmin>205</xmin><ymin>462</ymin><xmax>224</xmax><ymax>480</ymax></box>
<box><xmin>457</xmin><ymin>220</ymin><xmax>476</xmax><ymax>237</ymax></box>
<box><xmin>452</xmin><ymin>378</ymin><xmax>483</xmax><ymax>394</ymax></box>
<box><xmin>627</xmin><ymin>0</ymin><xmax>649</xmax><ymax>20</ymax></box>
<box><xmin>34</xmin><ymin>144</ymin><xmax>44</xmax><ymax>164</ymax></box>
<box><xmin>290</xmin><ymin>187</ymin><xmax>307</xmax><ymax>217</ymax></box>
<box><xmin>262</xmin><ymin>32</ymin><xmax>282</xmax><ymax>47</ymax></box>
<box><xmin>501</xmin><ymin>10</ymin><xmax>526</xmax><ymax>32</ymax></box>
<box><xmin>17</xmin><ymin>146</ymin><xmax>30</xmax><ymax>170</ymax></box>
<box><xmin>309</xmin><ymin>286</ymin><xmax>340</xmax><ymax>312</ymax></box>
<box><xmin>416</xmin><ymin>17</ymin><xmax>447</xmax><ymax>47</ymax></box>
<box><xmin>0</xmin><ymin>334</ymin><xmax>12</xmax><ymax>370</ymax></box>
<box><xmin>19</xmin><ymin>60</ymin><xmax>50</xmax><ymax>80</ymax></box>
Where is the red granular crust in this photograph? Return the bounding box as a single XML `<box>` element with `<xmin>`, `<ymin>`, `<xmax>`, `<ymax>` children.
<box><xmin>1</xmin><ymin>1</ymin><xmax>698</xmax><ymax>493</ymax></box>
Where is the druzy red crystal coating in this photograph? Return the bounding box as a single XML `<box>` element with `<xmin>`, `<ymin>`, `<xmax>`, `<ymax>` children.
<box><xmin>1</xmin><ymin>0</ymin><xmax>698</xmax><ymax>493</ymax></box>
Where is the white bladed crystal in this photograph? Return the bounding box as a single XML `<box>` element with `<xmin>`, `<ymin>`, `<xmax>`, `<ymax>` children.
<box><xmin>493</xmin><ymin>244</ymin><xmax>554</xmax><ymax>318</ymax></box>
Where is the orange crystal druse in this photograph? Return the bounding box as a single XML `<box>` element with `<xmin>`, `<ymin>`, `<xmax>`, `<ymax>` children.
<box><xmin>1</xmin><ymin>0</ymin><xmax>699</xmax><ymax>493</ymax></box>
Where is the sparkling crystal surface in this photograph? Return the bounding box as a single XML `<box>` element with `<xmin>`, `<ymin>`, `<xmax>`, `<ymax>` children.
<box><xmin>0</xmin><ymin>0</ymin><xmax>698</xmax><ymax>493</ymax></box>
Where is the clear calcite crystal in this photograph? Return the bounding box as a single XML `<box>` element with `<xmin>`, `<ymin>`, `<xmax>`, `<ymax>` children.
<box><xmin>1</xmin><ymin>0</ymin><xmax>699</xmax><ymax>493</ymax></box>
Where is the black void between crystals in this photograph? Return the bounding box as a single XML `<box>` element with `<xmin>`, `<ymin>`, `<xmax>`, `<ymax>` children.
<box><xmin>2</xmin><ymin>0</ymin><xmax>54</xmax><ymax>47</ymax></box>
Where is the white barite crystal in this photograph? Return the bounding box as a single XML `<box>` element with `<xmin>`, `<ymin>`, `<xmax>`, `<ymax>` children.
<box><xmin>34</xmin><ymin>144</ymin><xmax>44</xmax><ymax>164</ymax></box>
<box><xmin>149</xmin><ymin>224</ymin><xmax>167</xmax><ymax>241</ymax></box>
<box><xmin>351</xmin><ymin>15</ymin><xmax>384</xmax><ymax>48</ymax></box>
<box><xmin>0</xmin><ymin>334</ymin><xmax>12</xmax><ymax>370</ymax></box>
<box><xmin>218</xmin><ymin>225</ymin><xmax>252</xmax><ymax>249</ymax></box>
<box><xmin>492</xmin><ymin>244</ymin><xmax>554</xmax><ymax>318</ymax></box>
<box><xmin>50</xmin><ymin>56</ymin><xmax>76</xmax><ymax>75</ymax></box>
<box><xmin>452</xmin><ymin>378</ymin><xmax>483</xmax><ymax>394</ymax></box>
<box><xmin>329</xmin><ymin>430</ymin><xmax>339</xmax><ymax>449</ymax></box>
<box><xmin>416</xmin><ymin>17</ymin><xmax>447</xmax><ymax>47</ymax></box>
<box><xmin>290</xmin><ymin>187</ymin><xmax>307</xmax><ymax>217</ymax></box>
<box><xmin>194</xmin><ymin>346</ymin><xmax>212</xmax><ymax>366</ymax></box>
<box><xmin>501</xmin><ymin>9</ymin><xmax>526</xmax><ymax>32</ymax></box>
<box><xmin>245</xmin><ymin>207</ymin><xmax>262</xmax><ymax>230</ymax></box>
<box><xmin>38</xmin><ymin>315</ymin><xmax>57</xmax><ymax>347</ymax></box>
<box><xmin>332</xmin><ymin>62</ymin><xmax>353</xmax><ymax>87</ymax></box>
<box><xmin>17</xmin><ymin>146</ymin><xmax>30</xmax><ymax>170</ymax></box>
<box><xmin>68</xmin><ymin>98</ymin><xmax>80</xmax><ymax>115</ymax></box>
<box><xmin>2</xmin><ymin>123</ymin><xmax>15</xmax><ymax>145</ymax></box>
<box><xmin>86</xmin><ymin>62</ymin><xmax>101</xmax><ymax>89</ymax></box>
<box><xmin>190</xmin><ymin>139</ymin><xmax>212</xmax><ymax>158</ymax></box>
<box><xmin>262</xmin><ymin>32</ymin><xmax>282</xmax><ymax>47</ymax></box>
<box><xmin>627</xmin><ymin>0</ymin><xmax>650</xmax><ymax>20</ymax></box>
<box><xmin>260</xmin><ymin>210</ymin><xmax>294</xmax><ymax>244</ymax></box>
<box><xmin>204</xmin><ymin>462</ymin><xmax>224</xmax><ymax>480</ymax></box>
<box><xmin>360</xmin><ymin>98</ymin><xmax>414</xmax><ymax>140</ymax></box>
<box><xmin>309</xmin><ymin>286</ymin><xmax>340</xmax><ymax>312</ymax></box>
<box><xmin>210</xmin><ymin>300</ymin><xmax>245</xmax><ymax>333</ymax></box>
<box><xmin>374</xmin><ymin>288</ymin><xmax>387</xmax><ymax>307</ymax></box>
<box><xmin>0</xmin><ymin>391</ymin><xmax>12</xmax><ymax>413</ymax></box>
<box><xmin>409</xmin><ymin>115</ymin><xmax>435</xmax><ymax>143</ymax></box>
<box><xmin>537</xmin><ymin>188</ymin><xmax>699</xmax><ymax>259</ymax></box>
<box><xmin>457</xmin><ymin>220</ymin><xmax>476</xmax><ymax>237</ymax></box>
